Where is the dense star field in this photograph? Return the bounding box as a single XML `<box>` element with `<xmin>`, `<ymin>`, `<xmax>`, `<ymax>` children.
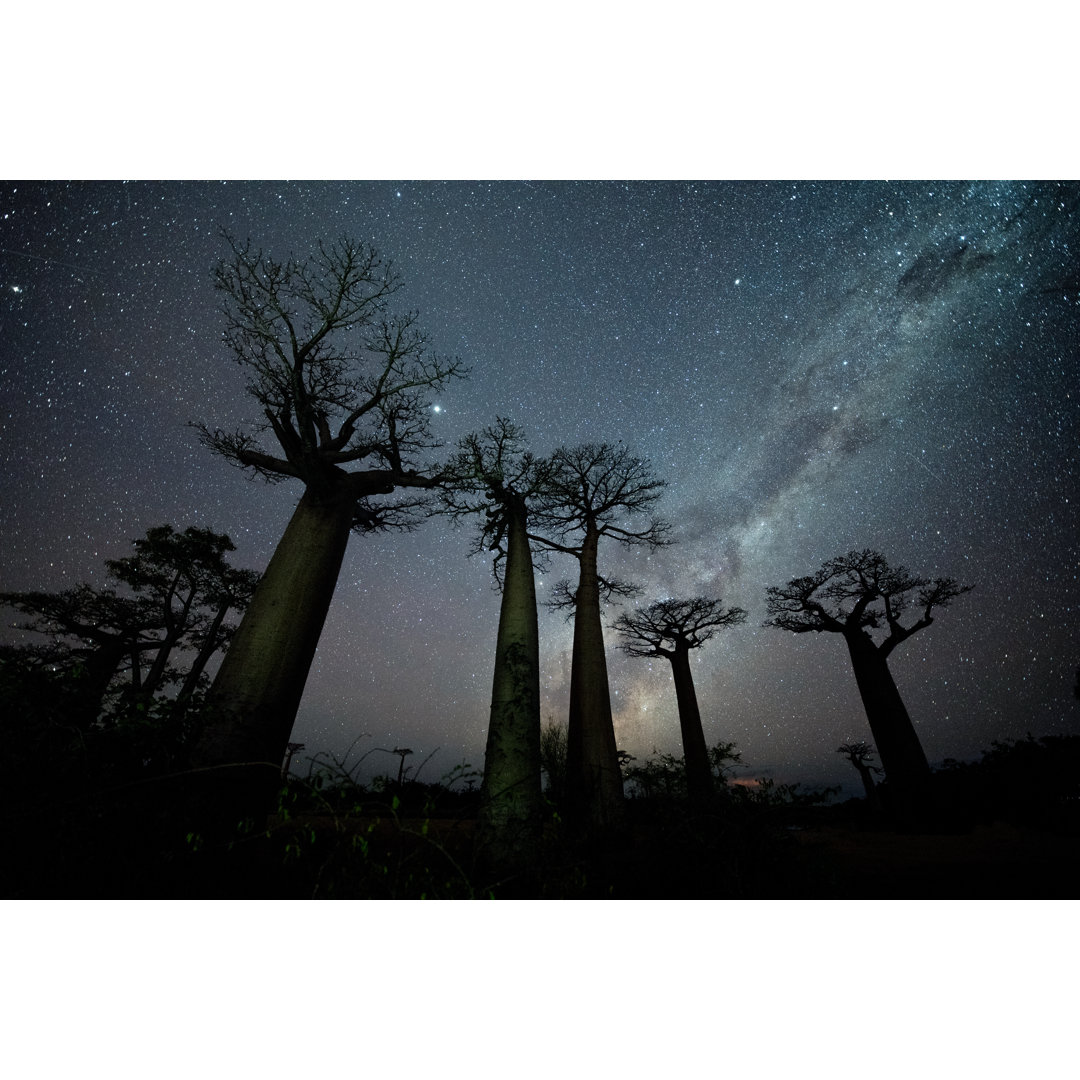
<box><xmin>2</xmin><ymin>180</ymin><xmax>1077</xmax><ymax>796</ymax></box>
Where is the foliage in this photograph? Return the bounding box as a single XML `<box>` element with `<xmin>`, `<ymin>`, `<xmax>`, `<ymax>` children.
<box><xmin>725</xmin><ymin>776</ymin><xmax>840</xmax><ymax>811</ymax></box>
<box><xmin>0</xmin><ymin>524</ymin><xmax>257</xmax><ymax>724</ymax></box>
<box><xmin>251</xmin><ymin>749</ymin><xmax>485</xmax><ymax>898</ymax></box>
<box><xmin>621</xmin><ymin>740</ymin><xmax>746</xmax><ymax>800</ymax></box>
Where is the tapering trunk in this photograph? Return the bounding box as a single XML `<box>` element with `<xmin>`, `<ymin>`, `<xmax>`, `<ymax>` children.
<box><xmin>478</xmin><ymin>501</ymin><xmax>542</xmax><ymax>874</ymax></box>
<box><xmin>192</xmin><ymin>483</ymin><xmax>355</xmax><ymax>804</ymax></box>
<box><xmin>670</xmin><ymin>645</ymin><xmax>714</xmax><ymax>802</ymax></box>
<box><xmin>844</xmin><ymin>630</ymin><xmax>931</xmax><ymax>810</ymax></box>
<box><xmin>566</xmin><ymin>524</ymin><xmax>625</xmax><ymax>832</ymax></box>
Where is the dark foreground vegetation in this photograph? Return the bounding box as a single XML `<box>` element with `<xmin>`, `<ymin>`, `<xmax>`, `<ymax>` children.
<box><xmin>4</xmin><ymin>708</ymin><xmax>1078</xmax><ymax>899</ymax></box>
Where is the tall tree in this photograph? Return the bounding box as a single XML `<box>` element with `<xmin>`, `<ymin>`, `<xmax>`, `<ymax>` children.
<box><xmin>440</xmin><ymin>419</ymin><xmax>551</xmax><ymax>874</ymax></box>
<box><xmin>191</xmin><ymin>235</ymin><xmax>466</xmax><ymax>807</ymax></box>
<box><xmin>613</xmin><ymin>596</ymin><xmax>747</xmax><ymax>802</ymax></box>
<box><xmin>531</xmin><ymin>443</ymin><xmax>671</xmax><ymax>832</ymax></box>
<box><xmin>765</xmin><ymin>549</ymin><xmax>972</xmax><ymax>808</ymax></box>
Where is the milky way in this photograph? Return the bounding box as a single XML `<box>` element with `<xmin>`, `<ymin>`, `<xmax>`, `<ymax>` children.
<box><xmin>2</xmin><ymin>180</ymin><xmax>1077</xmax><ymax>796</ymax></box>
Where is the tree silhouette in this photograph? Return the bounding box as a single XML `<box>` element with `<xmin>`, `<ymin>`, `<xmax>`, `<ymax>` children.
<box><xmin>1</xmin><ymin>584</ymin><xmax>152</xmax><ymax>730</ymax></box>
<box><xmin>765</xmin><ymin>549</ymin><xmax>972</xmax><ymax>809</ymax></box>
<box><xmin>1</xmin><ymin>525</ymin><xmax>256</xmax><ymax>727</ymax></box>
<box><xmin>836</xmin><ymin>740</ymin><xmax>883</xmax><ymax>809</ymax></box>
<box><xmin>539</xmin><ymin>717</ymin><xmax>568</xmax><ymax>804</ymax></box>
<box><xmin>440</xmin><ymin>419</ymin><xmax>552</xmax><ymax>871</ymax></box>
<box><xmin>531</xmin><ymin>443</ymin><xmax>671</xmax><ymax>832</ymax></box>
<box><xmin>191</xmin><ymin>235</ymin><xmax>466</xmax><ymax>808</ymax></box>
<box><xmin>104</xmin><ymin>525</ymin><xmax>259</xmax><ymax>710</ymax></box>
<box><xmin>613</xmin><ymin>596</ymin><xmax>747</xmax><ymax>802</ymax></box>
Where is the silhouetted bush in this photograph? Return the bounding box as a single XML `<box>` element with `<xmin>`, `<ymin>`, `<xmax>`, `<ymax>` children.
<box><xmin>932</xmin><ymin>734</ymin><xmax>1080</xmax><ymax>834</ymax></box>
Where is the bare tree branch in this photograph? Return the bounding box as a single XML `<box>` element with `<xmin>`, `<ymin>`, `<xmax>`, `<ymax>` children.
<box><xmin>614</xmin><ymin>596</ymin><xmax>748</xmax><ymax>657</ymax></box>
<box><xmin>764</xmin><ymin>548</ymin><xmax>973</xmax><ymax>653</ymax></box>
<box><xmin>197</xmin><ymin>233</ymin><xmax>468</xmax><ymax>505</ymax></box>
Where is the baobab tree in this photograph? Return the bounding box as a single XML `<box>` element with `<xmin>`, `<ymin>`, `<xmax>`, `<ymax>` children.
<box><xmin>613</xmin><ymin>596</ymin><xmax>747</xmax><ymax>802</ymax></box>
<box><xmin>531</xmin><ymin>443</ymin><xmax>671</xmax><ymax>832</ymax></box>
<box><xmin>836</xmin><ymin>740</ymin><xmax>883</xmax><ymax>811</ymax></box>
<box><xmin>191</xmin><ymin>235</ymin><xmax>466</xmax><ymax>809</ymax></box>
<box><xmin>440</xmin><ymin>419</ymin><xmax>552</xmax><ymax>871</ymax></box>
<box><xmin>765</xmin><ymin>549</ymin><xmax>972</xmax><ymax>809</ymax></box>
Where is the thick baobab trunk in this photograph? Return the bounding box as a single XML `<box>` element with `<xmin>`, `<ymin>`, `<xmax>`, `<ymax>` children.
<box><xmin>478</xmin><ymin>501</ymin><xmax>542</xmax><ymax>875</ymax></box>
<box><xmin>844</xmin><ymin>630</ymin><xmax>931</xmax><ymax>812</ymax></box>
<box><xmin>192</xmin><ymin>483</ymin><xmax>355</xmax><ymax>808</ymax></box>
<box><xmin>669</xmin><ymin>644</ymin><xmax>714</xmax><ymax>802</ymax></box>
<box><xmin>567</xmin><ymin>525</ymin><xmax>625</xmax><ymax>833</ymax></box>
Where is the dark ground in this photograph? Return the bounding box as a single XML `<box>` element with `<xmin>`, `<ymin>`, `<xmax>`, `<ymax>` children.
<box><xmin>6</xmin><ymin>786</ymin><xmax>1077</xmax><ymax>899</ymax></box>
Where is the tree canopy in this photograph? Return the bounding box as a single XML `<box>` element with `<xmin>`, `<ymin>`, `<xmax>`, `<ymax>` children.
<box><xmin>194</xmin><ymin>234</ymin><xmax>468</xmax><ymax>525</ymax></box>
<box><xmin>614</xmin><ymin>596</ymin><xmax>748</xmax><ymax>658</ymax></box>
<box><xmin>764</xmin><ymin>548</ymin><xmax>973</xmax><ymax>655</ymax></box>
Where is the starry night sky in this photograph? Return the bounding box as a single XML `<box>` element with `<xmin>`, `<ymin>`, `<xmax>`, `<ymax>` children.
<box><xmin>2</xmin><ymin>180</ymin><xmax>1078</xmax><ymax>796</ymax></box>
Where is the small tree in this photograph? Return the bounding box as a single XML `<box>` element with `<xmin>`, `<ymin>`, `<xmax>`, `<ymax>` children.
<box><xmin>531</xmin><ymin>443</ymin><xmax>671</xmax><ymax>833</ymax></box>
<box><xmin>539</xmin><ymin>718</ymin><xmax>568</xmax><ymax>804</ymax></box>
<box><xmin>191</xmin><ymin>235</ymin><xmax>466</xmax><ymax>814</ymax></box>
<box><xmin>837</xmin><ymin>740</ymin><xmax>883</xmax><ymax>810</ymax></box>
<box><xmin>765</xmin><ymin>549</ymin><xmax>972</xmax><ymax>811</ymax></box>
<box><xmin>613</xmin><ymin>597</ymin><xmax>747</xmax><ymax>801</ymax></box>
